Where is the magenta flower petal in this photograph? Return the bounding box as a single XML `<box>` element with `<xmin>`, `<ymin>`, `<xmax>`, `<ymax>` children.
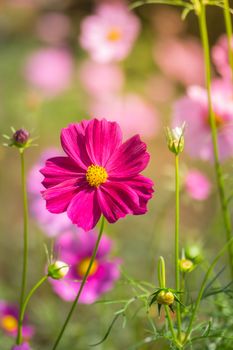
<box><xmin>106</xmin><ymin>135</ymin><xmax>150</xmax><ymax>178</ymax></box>
<box><xmin>61</xmin><ymin>122</ymin><xmax>91</xmax><ymax>169</ymax></box>
<box><xmin>125</xmin><ymin>175</ymin><xmax>154</xmax><ymax>214</ymax></box>
<box><xmin>41</xmin><ymin>156</ymin><xmax>84</xmax><ymax>189</ymax></box>
<box><xmin>43</xmin><ymin>178</ymin><xmax>83</xmax><ymax>213</ymax></box>
<box><xmin>97</xmin><ymin>182</ymin><xmax>139</xmax><ymax>223</ymax></box>
<box><xmin>85</xmin><ymin>118</ymin><xmax>122</xmax><ymax>166</ymax></box>
<box><xmin>67</xmin><ymin>186</ymin><xmax>101</xmax><ymax>231</ymax></box>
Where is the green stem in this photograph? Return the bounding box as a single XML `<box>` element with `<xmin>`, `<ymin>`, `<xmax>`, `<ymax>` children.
<box><xmin>175</xmin><ymin>155</ymin><xmax>181</xmax><ymax>339</ymax></box>
<box><xmin>158</xmin><ymin>257</ymin><xmax>178</xmax><ymax>346</ymax></box>
<box><xmin>51</xmin><ymin>216</ymin><xmax>105</xmax><ymax>350</ymax></box>
<box><xmin>198</xmin><ymin>1</ymin><xmax>233</xmax><ymax>278</ymax></box>
<box><xmin>19</xmin><ymin>276</ymin><xmax>48</xmax><ymax>331</ymax></box>
<box><xmin>16</xmin><ymin>151</ymin><xmax>29</xmax><ymax>345</ymax></box>
<box><xmin>223</xmin><ymin>0</ymin><xmax>233</xmax><ymax>81</ymax></box>
<box><xmin>183</xmin><ymin>235</ymin><xmax>233</xmax><ymax>343</ymax></box>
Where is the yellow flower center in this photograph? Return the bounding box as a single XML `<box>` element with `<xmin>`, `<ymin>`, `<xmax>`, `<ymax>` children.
<box><xmin>107</xmin><ymin>28</ymin><xmax>122</xmax><ymax>42</ymax></box>
<box><xmin>77</xmin><ymin>258</ymin><xmax>98</xmax><ymax>277</ymax></box>
<box><xmin>1</xmin><ymin>315</ymin><xmax>18</xmax><ymax>332</ymax></box>
<box><xmin>86</xmin><ymin>165</ymin><xmax>108</xmax><ymax>187</ymax></box>
<box><xmin>208</xmin><ymin>113</ymin><xmax>224</xmax><ymax>128</ymax></box>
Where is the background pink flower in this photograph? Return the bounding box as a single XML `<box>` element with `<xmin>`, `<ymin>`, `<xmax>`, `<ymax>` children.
<box><xmin>0</xmin><ymin>301</ymin><xmax>34</xmax><ymax>340</ymax></box>
<box><xmin>90</xmin><ymin>94</ymin><xmax>159</xmax><ymax>139</ymax></box>
<box><xmin>173</xmin><ymin>82</ymin><xmax>233</xmax><ymax>161</ymax></box>
<box><xmin>184</xmin><ymin>170</ymin><xmax>211</xmax><ymax>201</ymax></box>
<box><xmin>12</xmin><ymin>343</ymin><xmax>31</xmax><ymax>350</ymax></box>
<box><xmin>79</xmin><ymin>1</ymin><xmax>140</xmax><ymax>63</ymax></box>
<box><xmin>154</xmin><ymin>37</ymin><xmax>205</xmax><ymax>86</ymax></box>
<box><xmin>79</xmin><ymin>60</ymin><xmax>124</xmax><ymax>97</ymax></box>
<box><xmin>50</xmin><ymin>229</ymin><xmax>121</xmax><ymax>304</ymax></box>
<box><xmin>35</xmin><ymin>13</ymin><xmax>71</xmax><ymax>45</ymax></box>
<box><xmin>41</xmin><ymin>119</ymin><xmax>154</xmax><ymax>231</ymax></box>
<box><xmin>28</xmin><ymin>149</ymin><xmax>71</xmax><ymax>237</ymax></box>
<box><xmin>23</xmin><ymin>48</ymin><xmax>74</xmax><ymax>97</ymax></box>
<box><xmin>212</xmin><ymin>34</ymin><xmax>233</xmax><ymax>80</ymax></box>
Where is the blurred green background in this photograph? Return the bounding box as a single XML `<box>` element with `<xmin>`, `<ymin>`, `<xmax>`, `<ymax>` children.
<box><xmin>0</xmin><ymin>1</ymin><xmax>231</xmax><ymax>349</ymax></box>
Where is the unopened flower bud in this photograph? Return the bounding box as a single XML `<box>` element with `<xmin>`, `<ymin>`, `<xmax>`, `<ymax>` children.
<box><xmin>165</xmin><ymin>124</ymin><xmax>185</xmax><ymax>155</ymax></box>
<box><xmin>13</xmin><ymin>129</ymin><xmax>30</xmax><ymax>146</ymax></box>
<box><xmin>185</xmin><ymin>244</ymin><xmax>203</xmax><ymax>263</ymax></box>
<box><xmin>48</xmin><ymin>260</ymin><xmax>69</xmax><ymax>280</ymax></box>
<box><xmin>157</xmin><ymin>290</ymin><xmax>174</xmax><ymax>306</ymax></box>
<box><xmin>179</xmin><ymin>258</ymin><xmax>194</xmax><ymax>273</ymax></box>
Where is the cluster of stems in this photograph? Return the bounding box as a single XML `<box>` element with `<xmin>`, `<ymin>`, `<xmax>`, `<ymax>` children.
<box><xmin>162</xmin><ymin>0</ymin><xmax>233</xmax><ymax>348</ymax></box>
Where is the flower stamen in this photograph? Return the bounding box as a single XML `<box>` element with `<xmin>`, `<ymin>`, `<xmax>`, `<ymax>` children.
<box><xmin>86</xmin><ymin>164</ymin><xmax>108</xmax><ymax>187</ymax></box>
<box><xmin>107</xmin><ymin>28</ymin><xmax>122</xmax><ymax>42</ymax></box>
<box><xmin>77</xmin><ymin>258</ymin><xmax>98</xmax><ymax>277</ymax></box>
<box><xmin>1</xmin><ymin>315</ymin><xmax>18</xmax><ymax>332</ymax></box>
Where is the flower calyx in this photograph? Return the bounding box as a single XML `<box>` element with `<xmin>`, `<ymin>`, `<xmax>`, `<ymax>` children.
<box><xmin>149</xmin><ymin>288</ymin><xmax>184</xmax><ymax>315</ymax></box>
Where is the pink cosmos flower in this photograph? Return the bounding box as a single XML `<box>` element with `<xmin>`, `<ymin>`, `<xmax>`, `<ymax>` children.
<box><xmin>28</xmin><ymin>149</ymin><xmax>71</xmax><ymax>237</ymax></box>
<box><xmin>154</xmin><ymin>37</ymin><xmax>205</xmax><ymax>86</ymax></box>
<box><xmin>0</xmin><ymin>301</ymin><xmax>34</xmax><ymax>340</ymax></box>
<box><xmin>40</xmin><ymin>119</ymin><xmax>154</xmax><ymax>231</ymax></box>
<box><xmin>36</xmin><ymin>13</ymin><xmax>71</xmax><ymax>45</ymax></box>
<box><xmin>173</xmin><ymin>82</ymin><xmax>233</xmax><ymax>161</ymax></box>
<box><xmin>90</xmin><ymin>94</ymin><xmax>159</xmax><ymax>139</ymax></box>
<box><xmin>79</xmin><ymin>1</ymin><xmax>140</xmax><ymax>63</ymax></box>
<box><xmin>12</xmin><ymin>343</ymin><xmax>31</xmax><ymax>350</ymax></box>
<box><xmin>184</xmin><ymin>170</ymin><xmax>211</xmax><ymax>201</ymax></box>
<box><xmin>212</xmin><ymin>34</ymin><xmax>233</xmax><ymax>79</ymax></box>
<box><xmin>79</xmin><ymin>60</ymin><xmax>124</xmax><ymax>97</ymax></box>
<box><xmin>23</xmin><ymin>48</ymin><xmax>74</xmax><ymax>97</ymax></box>
<box><xmin>49</xmin><ymin>229</ymin><xmax>121</xmax><ymax>303</ymax></box>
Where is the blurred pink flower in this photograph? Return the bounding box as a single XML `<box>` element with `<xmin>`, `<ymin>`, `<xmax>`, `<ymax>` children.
<box><xmin>50</xmin><ymin>229</ymin><xmax>121</xmax><ymax>304</ymax></box>
<box><xmin>36</xmin><ymin>13</ymin><xmax>71</xmax><ymax>45</ymax></box>
<box><xmin>154</xmin><ymin>37</ymin><xmax>205</xmax><ymax>86</ymax></box>
<box><xmin>151</xmin><ymin>7</ymin><xmax>186</xmax><ymax>38</ymax></box>
<box><xmin>185</xmin><ymin>170</ymin><xmax>211</xmax><ymax>201</ymax></box>
<box><xmin>79</xmin><ymin>60</ymin><xmax>124</xmax><ymax>97</ymax></box>
<box><xmin>79</xmin><ymin>1</ymin><xmax>140</xmax><ymax>63</ymax></box>
<box><xmin>23</xmin><ymin>48</ymin><xmax>74</xmax><ymax>97</ymax></box>
<box><xmin>145</xmin><ymin>74</ymin><xmax>176</xmax><ymax>103</ymax></box>
<box><xmin>12</xmin><ymin>344</ymin><xmax>31</xmax><ymax>350</ymax></box>
<box><xmin>212</xmin><ymin>34</ymin><xmax>233</xmax><ymax>79</ymax></box>
<box><xmin>28</xmin><ymin>149</ymin><xmax>71</xmax><ymax>237</ymax></box>
<box><xmin>173</xmin><ymin>81</ymin><xmax>233</xmax><ymax>161</ymax></box>
<box><xmin>90</xmin><ymin>94</ymin><xmax>159</xmax><ymax>139</ymax></box>
<box><xmin>0</xmin><ymin>301</ymin><xmax>34</xmax><ymax>340</ymax></box>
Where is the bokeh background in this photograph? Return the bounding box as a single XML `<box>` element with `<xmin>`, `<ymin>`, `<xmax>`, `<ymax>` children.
<box><xmin>0</xmin><ymin>0</ymin><xmax>232</xmax><ymax>349</ymax></box>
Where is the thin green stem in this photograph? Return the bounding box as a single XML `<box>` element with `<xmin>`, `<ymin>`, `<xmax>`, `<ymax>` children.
<box><xmin>164</xmin><ymin>306</ymin><xmax>177</xmax><ymax>342</ymax></box>
<box><xmin>183</xmin><ymin>235</ymin><xmax>233</xmax><ymax>343</ymax></box>
<box><xmin>223</xmin><ymin>0</ymin><xmax>233</xmax><ymax>81</ymax></box>
<box><xmin>19</xmin><ymin>276</ymin><xmax>48</xmax><ymax>330</ymax></box>
<box><xmin>175</xmin><ymin>155</ymin><xmax>181</xmax><ymax>339</ymax></box>
<box><xmin>198</xmin><ymin>1</ymin><xmax>233</xmax><ymax>278</ymax></box>
<box><xmin>158</xmin><ymin>257</ymin><xmax>178</xmax><ymax>346</ymax></box>
<box><xmin>51</xmin><ymin>216</ymin><xmax>105</xmax><ymax>350</ymax></box>
<box><xmin>16</xmin><ymin>151</ymin><xmax>29</xmax><ymax>345</ymax></box>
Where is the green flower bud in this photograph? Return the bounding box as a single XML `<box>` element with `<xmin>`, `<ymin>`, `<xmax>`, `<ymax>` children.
<box><xmin>179</xmin><ymin>258</ymin><xmax>194</xmax><ymax>273</ymax></box>
<box><xmin>165</xmin><ymin>125</ymin><xmax>185</xmax><ymax>155</ymax></box>
<box><xmin>48</xmin><ymin>260</ymin><xmax>69</xmax><ymax>280</ymax></box>
<box><xmin>157</xmin><ymin>290</ymin><xmax>174</xmax><ymax>306</ymax></box>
